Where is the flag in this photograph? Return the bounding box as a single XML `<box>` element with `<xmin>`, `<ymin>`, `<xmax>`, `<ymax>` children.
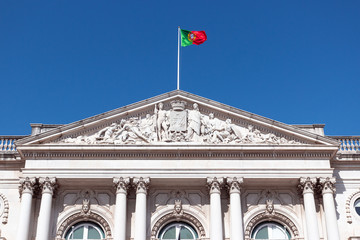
<box><xmin>180</xmin><ymin>29</ymin><xmax>207</xmax><ymax>47</ymax></box>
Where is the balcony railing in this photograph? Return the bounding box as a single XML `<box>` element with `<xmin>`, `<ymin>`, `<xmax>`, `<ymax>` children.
<box><xmin>329</xmin><ymin>136</ymin><xmax>360</xmax><ymax>154</ymax></box>
<box><xmin>0</xmin><ymin>136</ymin><xmax>27</xmax><ymax>152</ymax></box>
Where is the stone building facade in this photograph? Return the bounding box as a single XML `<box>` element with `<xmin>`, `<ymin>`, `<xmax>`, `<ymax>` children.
<box><xmin>0</xmin><ymin>90</ymin><xmax>359</xmax><ymax>240</ymax></box>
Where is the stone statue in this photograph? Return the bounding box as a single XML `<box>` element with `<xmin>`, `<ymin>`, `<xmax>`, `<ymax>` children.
<box><xmin>155</xmin><ymin>103</ymin><xmax>170</xmax><ymax>141</ymax></box>
<box><xmin>186</xmin><ymin>103</ymin><xmax>201</xmax><ymax>141</ymax></box>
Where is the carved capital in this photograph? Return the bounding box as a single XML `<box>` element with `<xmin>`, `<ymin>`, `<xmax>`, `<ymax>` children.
<box><xmin>133</xmin><ymin>177</ymin><xmax>150</xmax><ymax>194</ymax></box>
<box><xmin>207</xmin><ymin>177</ymin><xmax>224</xmax><ymax>194</ymax></box>
<box><xmin>39</xmin><ymin>177</ymin><xmax>57</xmax><ymax>195</ymax></box>
<box><xmin>226</xmin><ymin>177</ymin><xmax>244</xmax><ymax>194</ymax></box>
<box><xmin>18</xmin><ymin>177</ymin><xmax>37</xmax><ymax>196</ymax></box>
<box><xmin>298</xmin><ymin>177</ymin><xmax>317</xmax><ymax>194</ymax></box>
<box><xmin>318</xmin><ymin>177</ymin><xmax>336</xmax><ymax>195</ymax></box>
<box><xmin>113</xmin><ymin>177</ymin><xmax>130</xmax><ymax>194</ymax></box>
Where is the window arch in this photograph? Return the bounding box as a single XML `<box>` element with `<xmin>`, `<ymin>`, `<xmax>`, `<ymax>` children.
<box><xmin>64</xmin><ymin>221</ymin><xmax>105</xmax><ymax>240</ymax></box>
<box><xmin>158</xmin><ymin>222</ymin><xmax>198</xmax><ymax>240</ymax></box>
<box><xmin>251</xmin><ymin>221</ymin><xmax>291</xmax><ymax>240</ymax></box>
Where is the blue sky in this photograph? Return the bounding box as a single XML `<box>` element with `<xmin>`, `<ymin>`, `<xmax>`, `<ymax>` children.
<box><xmin>1</xmin><ymin>1</ymin><xmax>359</xmax><ymax>136</ymax></box>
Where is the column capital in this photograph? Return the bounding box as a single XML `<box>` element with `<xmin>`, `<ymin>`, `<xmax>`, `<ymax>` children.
<box><xmin>226</xmin><ymin>177</ymin><xmax>244</xmax><ymax>194</ymax></box>
<box><xmin>298</xmin><ymin>177</ymin><xmax>317</xmax><ymax>194</ymax></box>
<box><xmin>113</xmin><ymin>177</ymin><xmax>130</xmax><ymax>195</ymax></box>
<box><xmin>207</xmin><ymin>177</ymin><xmax>224</xmax><ymax>194</ymax></box>
<box><xmin>318</xmin><ymin>177</ymin><xmax>336</xmax><ymax>195</ymax></box>
<box><xmin>19</xmin><ymin>177</ymin><xmax>37</xmax><ymax>196</ymax></box>
<box><xmin>133</xmin><ymin>177</ymin><xmax>150</xmax><ymax>194</ymax></box>
<box><xmin>39</xmin><ymin>177</ymin><xmax>57</xmax><ymax>195</ymax></box>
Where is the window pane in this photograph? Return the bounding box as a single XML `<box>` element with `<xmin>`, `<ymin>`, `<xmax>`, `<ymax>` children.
<box><xmin>88</xmin><ymin>226</ymin><xmax>102</xmax><ymax>239</ymax></box>
<box><xmin>180</xmin><ymin>227</ymin><xmax>193</xmax><ymax>239</ymax></box>
<box><xmin>255</xmin><ymin>226</ymin><xmax>268</xmax><ymax>239</ymax></box>
<box><xmin>72</xmin><ymin>226</ymin><xmax>84</xmax><ymax>239</ymax></box>
<box><xmin>270</xmin><ymin>225</ymin><xmax>287</xmax><ymax>239</ymax></box>
<box><xmin>355</xmin><ymin>199</ymin><xmax>360</xmax><ymax>216</ymax></box>
<box><xmin>163</xmin><ymin>226</ymin><xmax>176</xmax><ymax>239</ymax></box>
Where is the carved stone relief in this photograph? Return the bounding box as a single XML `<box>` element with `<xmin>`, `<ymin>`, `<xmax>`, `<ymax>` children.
<box><xmin>57</xmin><ymin>101</ymin><xmax>303</xmax><ymax>145</ymax></box>
<box><xmin>0</xmin><ymin>193</ymin><xmax>9</xmax><ymax>224</ymax></box>
<box><xmin>56</xmin><ymin>211</ymin><xmax>112</xmax><ymax>240</ymax></box>
<box><xmin>245</xmin><ymin>189</ymin><xmax>297</xmax><ymax>213</ymax></box>
<box><xmin>244</xmin><ymin>211</ymin><xmax>299</xmax><ymax>239</ymax></box>
<box><xmin>345</xmin><ymin>189</ymin><xmax>360</xmax><ymax>224</ymax></box>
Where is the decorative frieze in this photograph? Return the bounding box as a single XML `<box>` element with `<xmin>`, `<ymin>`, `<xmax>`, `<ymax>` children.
<box><xmin>38</xmin><ymin>177</ymin><xmax>57</xmax><ymax>195</ymax></box>
<box><xmin>113</xmin><ymin>177</ymin><xmax>130</xmax><ymax>195</ymax></box>
<box><xmin>22</xmin><ymin>150</ymin><xmax>333</xmax><ymax>160</ymax></box>
<box><xmin>18</xmin><ymin>177</ymin><xmax>37</xmax><ymax>196</ymax></box>
<box><xmin>133</xmin><ymin>177</ymin><xmax>150</xmax><ymax>194</ymax></box>
<box><xmin>55</xmin><ymin>101</ymin><xmax>303</xmax><ymax>145</ymax></box>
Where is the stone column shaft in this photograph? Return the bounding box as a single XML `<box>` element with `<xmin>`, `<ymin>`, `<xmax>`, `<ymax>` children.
<box><xmin>113</xmin><ymin>177</ymin><xmax>130</xmax><ymax>240</ymax></box>
<box><xmin>227</xmin><ymin>177</ymin><xmax>244</xmax><ymax>240</ymax></box>
<box><xmin>134</xmin><ymin>177</ymin><xmax>150</xmax><ymax>240</ymax></box>
<box><xmin>207</xmin><ymin>177</ymin><xmax>224</xmax><ymax>240</ymax></box>
<box><xmin>299</xmin><ymin>177</ymin><xmax>320</xmax><ymax>240</ymax></box>
<box><xmin>36</xmin><ymin>177</ymin><xmax>57</xmax><ymax>240</ymax></box>
<box><xmin>319</xmin><ymin>177</ymin><xmax>340</xmax><ymax>240</ymax></box>
<box><xmin>17</xmin><ymin>177</ymin><xmax>36</xmax><ymax>240</ymax></box>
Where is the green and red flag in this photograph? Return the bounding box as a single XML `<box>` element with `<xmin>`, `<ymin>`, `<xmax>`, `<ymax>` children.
<box><xmin>180</xmin><ymin>29</ymin><xmax>207</xmax><ymax>47</ymax></box>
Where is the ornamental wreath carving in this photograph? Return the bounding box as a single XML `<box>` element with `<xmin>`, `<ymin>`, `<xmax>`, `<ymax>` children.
<box><xmin>151</xmin><ymin>207</ymin><xmax>206</xmax><ymax>240</ymax></box>
<box><xmin>56</xmin><ymin>211</ymin><xmax>112</xmax><ymax>240</ymax></box>
<box><xmin>0</xmin><ymin>193</ymin><xmax>9</xmax><ymax>224</ymax></box>
<box><xmin>59</xmin><ymin>101</ymin><xmax>302</xmax><ymax>145</ymax></box>
<box><xmin>245</xmin><ymin>211</ymin><xmax>299</xmax><ymax>239</ymax></box>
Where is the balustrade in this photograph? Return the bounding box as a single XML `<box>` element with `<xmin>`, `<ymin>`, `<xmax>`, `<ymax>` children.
<box><xmin>330</xmin><ymin>136</ymin><xmax>360</xmax><ymax>153</ymax></box>
<box><xmin>0</xmin><ymin>136</ymin><xmax>26</xmax><ymax>152</ymax></box>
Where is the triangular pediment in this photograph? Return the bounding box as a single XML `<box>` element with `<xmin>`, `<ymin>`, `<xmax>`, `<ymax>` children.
<box><xmin>16</xmin><ymin>90</ymin><xmax>339</xmax><ymax>147</ymax></box>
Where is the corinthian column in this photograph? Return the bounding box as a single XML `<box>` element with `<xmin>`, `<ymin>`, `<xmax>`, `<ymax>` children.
<box><xmin>17</xmin><ymin>177</ymin><xmax>37</xmax><ymax>240</ymax></box>
<box><xmin>298</xmin><ymin>177</ymin><xmax>319</xmax><ymax>240</ymax></box>
<box><xmin>319</xmin><ymin>177</ymin><xmax>340</xmax><ymax>240</ymax></box>
<box><xmin>36</xmin><ymin>177</ymin><xmax>57</xmax><ymax>240</ymax></box>
<box><xmin>207</xmin><ymin>177</ymin><xmax>224</xmax><ymax>240</ymax></box>
<box><xmin>113</xmin><ymin>177</ymin><xmax>130</xmax><ymax>240</ymax></box>
<box><xmin>133</xmin><ymin>177</ymin><xmax>150</xmax><ymax>240</ymax></box>
<box><xmin>227</xmin><ymin>177</ymin><xmax>244</xmax><ymax>240</ymax></box>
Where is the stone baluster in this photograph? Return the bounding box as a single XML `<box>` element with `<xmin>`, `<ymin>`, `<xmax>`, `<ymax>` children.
<box><xmin>133</xmin><ymin>177</ymin><xmax>150</xmax><ymax>240</ymax></box>
<box><xmin>35</xmin><ymin>177</ymin><xmax>57</xmax><ymax>240</ymax></box>
<box><xmin>113</xmin><ymin>177</ymin><xmax>130</xmax><ymax>240</ymax></box>
<box><xmin>298</xmin><ymin>177</ymin><xmax>320</xmax><ymax>240</ymax></box>
<box><xmin>207</xmin><ymin>177</ymin><xmax>224</xmax><ymax>240</ymax></box>
<box><xmin>17</xmin><ymin>177</ymin><xmax>37</xmax><ymax>240</ymax></box>
<box><xmin>227</xmin><ymin>177</ymin><xmax>244</xmax><ymax>240</ymax></box>
<box><xmin>318</xmin><ymin>177</ymin><xmax>340</xmax><ymax>240</ymax></box>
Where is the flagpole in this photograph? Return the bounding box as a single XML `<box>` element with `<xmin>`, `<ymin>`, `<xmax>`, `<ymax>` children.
<box><xmin>177</xmin><ymin>26</ymin><xmax>180</xmax><ymax>90</ymax></box>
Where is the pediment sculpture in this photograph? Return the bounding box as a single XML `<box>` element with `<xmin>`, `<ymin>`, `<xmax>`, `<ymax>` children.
<box><xmin>60</xmin><ymin>100</ymin><xmax>302</xmax><ymax>145</ymax></box>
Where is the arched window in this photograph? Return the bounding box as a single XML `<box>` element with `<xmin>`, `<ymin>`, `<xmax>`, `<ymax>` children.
<box><xmin>158</xmin><ymin>222</ymin><xmax>198</xmax><ymax>240</ymax></box>
<box><xmin>64</xmin><ymin>221</ymin><xmax>105</xmax><ymax>240</ymax></box>
<box><xmin>251</xmin><ymin>221</ymin><xmax>291</xmax><ymax>240</ymax></box>
<box><xmin>355</xmin><ymin>198</ymin><xmax>360</xmax><ymax>216</ymax></box>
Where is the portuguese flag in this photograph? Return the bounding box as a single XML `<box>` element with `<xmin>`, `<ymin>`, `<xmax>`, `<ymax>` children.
<box><xmin>180</xmin><ymin>29</ymin><xmax>207</xmax><ymax>47</ymax></box>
